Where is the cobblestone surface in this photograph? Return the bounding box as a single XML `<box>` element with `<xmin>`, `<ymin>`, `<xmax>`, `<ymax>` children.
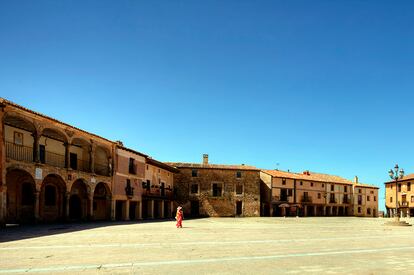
<box><xmin>0</xmin><ymin>217</ymin><xmax>413</xmax><ymax>274</ymax></box>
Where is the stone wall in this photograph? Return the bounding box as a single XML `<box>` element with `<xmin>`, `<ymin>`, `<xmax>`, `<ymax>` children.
<box><xmin>174</xmin><ymin>168</ymin><xmax>261</xmax><ymax>217</ymax></box>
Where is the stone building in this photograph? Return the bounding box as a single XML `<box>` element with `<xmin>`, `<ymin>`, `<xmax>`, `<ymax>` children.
<box><xmin>1</xmin><ymin>98</ymin><xmax>114</xmax><ymax>225</ymax></box>
<box><xmin>260</xmin><ymin>170</ymin><xmax>378</xmax><ymax>217</ymax></box>
<box><xmin>168</xmin><ymin>155</ymin><xmax>261</xmax><ymax>217</ymax></box>
<box><xmin>385</xmin><ymin>173</ymin><xmax>414</xmax><ymax>218</ymax></box>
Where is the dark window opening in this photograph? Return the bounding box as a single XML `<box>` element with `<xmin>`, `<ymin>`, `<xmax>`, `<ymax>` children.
<box><xmin>236</xmin><ymin>171</ymin><xmax>242</xmax><ymax>178</ymax></box>
<box><xmin>236</xmin><ymin>184</ymin><xmax>243</xmax><ymax>194</ymax></box>
<box><xmin>344</xmin><ymin>186</ymin><xmax>347</xmax><ymax>193</ymax></box>
<box><xmin>212</xmin><ymin>183</ymin><xmax>222</xmax><ymax>197</ymax></box>
<box><xmin>190</xmin><ymin>184</ymin><xmax>199</xmax><ymax>194</ymax></box>
<box><xmin>330</xmin><ymin>184</ymin><xmax>334</xmax><ymax>191</ymax></box>
<box><xmin>45</xmin><ymin>185</ymin><xmax>56</xmax><ymax>206</ymax></box>
<box><xmin>282</xmin><ymin>179</ymin><xmax>286</xmax><ymax>185</ymax></box>
<box><xmin>129</xmin><ymin>158</ymin><xmax>136</xmax><ymax>174</ymax></box>
<box><xmin>192</xmin><ymin>169</ymin><xmax>198</xmax><ymax>177</ymax></box>
<box><xmin>310</xmin><ymin>182</ymin><xmax>313</xmax><ymax>187</ymax></box>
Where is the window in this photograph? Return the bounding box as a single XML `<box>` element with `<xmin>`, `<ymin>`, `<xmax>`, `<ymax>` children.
<box><xmin>44</xmin><ymin>185</ymin><xmax>56</xmax><ymax>206</ymax></box>
<box><xmin>212</xmin><ymin>183</ymin><xmax>222</xmax><ymax>197</ymax></box>
<box><xmin>14</xmin><ymin>131</ymin><xmax>24</xmax><ymax>145</ymax></box>
<box><xmin>358</xmin><ymin>189</ymin><xmax>361</xmax><ymax>193</ymax></box>
<box><xmin>318</xmin><ymin>193</ymin><xmax>321</xmax><ymax>199</ymax></box>
<box><xmin>398</xmin><ymin>184</ymin><xmax>401</xmax><ymax>192</ymax></box>
<box><xmin>390</xmin><ymin>197</ymin><xmax>393</xmax><ymax>203</ymax></box>
<box><xmin>367</xmin><ymin>208</ymin><xmax>371</xmax><ymax>215</ymax></box>
<box><xmin>358</xmin><ymin>195</ymin><xmax>362</xmax><ymax>205</ymax></box>
<box><xmin>322</xmin><ymin>184</ymin><xmax>324</xmax><ymax>188</ymax></box>
<box><xmin>146</xmin><ymin>165</ymin><xmax>149</xmax><ymax>170</ymax></box>
<box><xmin>411</xmin><ymin>196</ymin><xmax>414</xmax><ymax>203</ymax></box>
<box><xmin>192</xmin><ymin>169</ymin><xmax>198</xmax><ymax>177</ymax></box>
<box><xmin>408</xmin><ymin>183</ymin><xmax>411</xmax><ymax>191</ymax></box>
<box><xmin>358</xmin><ymin>207</ymin><xmax>361</xmax><ymax>213</ymax></box>
<box><xmin>331</xmin><ymin>185</ymin><xmax>334</xmax><ymax>191</ymax></box>
<box><xmin>236</xmin><ymin>184</ymin><xmax>243</xmax><ymax>194</ymax></box>
<box><xmin>343</xmin><ymin>194</ymin><xmax>348</xmax><ymax>203</ymax></box>
<box><xmin>129</xmin><ymin>158</ymin><xmax>135</xmax><ymax>174</ymax></box>
<box><xmin>330</xmin><ymin>193</ymin><xmax>335</xmax><ymax>203</ymax></box>
<box><xmin>282</xmin><ymin>179</ymin><xmax>286</xmax><ymax>185</ymax></box>
<box><xmin>370</xmin><ymin>190</ymin><xmax>374</xmax><ymax>194</ymax></box>
<box><xmin>146</xmin><ymin>180</ymin><xmax>151</xmax><ymax>191</ymax></box>
<box><xmin>374</xmin><ymin>196</ymin><xmax>377</xmax><ymax>202</ymax></box>
<box><xmin>21</xmin><ymin>182</ymin><xmax>33</xmax><ymax>205</ymax></box>
<box><xmin>288</xmin><ymin>189</ymin><xmax>293</xmax><ymax>196</ymax></box>
<box><xmin>190</xmin><ymin>184</ymin><xmax>199</xmax><ymax>194</ymax></box>
<box><xmin>310</xmin><ymin>182</ymin><xmax>314</xmax><ymax>187</ymax></box>
<box><xmin>391</xmin><ymin>185</ymin><xmax>393</xmax><ymax>190</ymax></box>
<box><xmin>236</xmin><ymin>171</ymin><xmax>242</xmax><ymax>178</ymax></box>
<box><xmin>367</xmin><ymin>196</ymin><xmax>370</xmax><ymax>201</ymax></box>
<box><xmin>300</xmin><ymin>181</ymin><xmax>303</xmax><ymax>186</ymax></box>
<box><xmin>344</xmin><ymin>186</ymin><xmax>347</xmax><ymax>193</ymax></box>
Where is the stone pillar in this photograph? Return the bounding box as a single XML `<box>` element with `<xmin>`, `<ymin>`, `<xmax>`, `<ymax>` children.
<box><xmin>65</xmin><ymin>192</ymin><xmax>70</xmax><ymax>220</ymax></box>
<box><xmin>125</xmin><ymin>200</ymin><xmax>130</xmax><ymax>221</ymax></box>
<box><xmin>303</xmin><ymin>206</ymin><xmax>307</xmax><ymax>217</ymax></box>
<box><xmin>33</xmin><ymin>132</ymin><xmax>40</xmax><ymax>163</ymax></box>
<box><xmin>89</xmin><ymin>143</ymin><xmax>96</xmax><ymax>174</ymax></box>
<box><xmin>323</xmin><ymin>206</ymin><xmax>326</xmax><ymax>216</ymax></box>
<box><xmin>64</xmin><ymin>142</ymin><xmax>71</xmax><ymax>169</ymax></box>
<box><xmin>161</xmin><ymin>200</ymin><xmax>165</xmax><ymax>219</ymax></box>
<box><xmin>138</xmin><ymin>201</ymin><xmax>142</xmax><ymax>220</ymax></box>
<box><xmin>150</xmin><ymin>200</ymin><xmax>154</xmax><ymax>219</ymax></box>
<box><xmin>34</xmin><ymin>191</ymin><xmax>40</xmax><ymax>222</ymax></box>
<box><xmin>111</xmin><ymin>199</ymin><xmax>116</xmax><ymax>221</ymax></box>
<box><xmin>314</xmin><ymin>206</ymin><xmax>317</xmax><ymax>217</ymax></box>
<box><xmin>88</xmin><ymin>192</ymin><xmax>94</xmax><ymax>221</ymax></box>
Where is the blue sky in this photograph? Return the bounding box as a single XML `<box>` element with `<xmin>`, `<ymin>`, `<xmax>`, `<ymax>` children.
<box><xmin>1</xmin><ymin>1</ymin><xmax>414</xmax><ymax>211</ymax></box>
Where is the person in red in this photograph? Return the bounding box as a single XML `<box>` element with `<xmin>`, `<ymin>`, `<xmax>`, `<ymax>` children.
<box><xmin>175</xmin><ymin>206</ymin><xmax>183</xmax><ymax>228</ymax></box>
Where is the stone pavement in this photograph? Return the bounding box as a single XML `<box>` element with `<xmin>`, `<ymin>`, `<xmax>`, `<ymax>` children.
<box><xmin>0</xmin><ymin>217</ymin><xmax>413</xmax><ymax>274</ymax></box>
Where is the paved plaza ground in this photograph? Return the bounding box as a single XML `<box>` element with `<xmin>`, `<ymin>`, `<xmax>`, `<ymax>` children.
<box><xmin>1</xmin><ymin>217</ymin><xmax>414</xmax><ymax>274</ymax></box>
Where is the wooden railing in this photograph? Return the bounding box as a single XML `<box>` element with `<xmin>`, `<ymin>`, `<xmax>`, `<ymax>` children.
<box><xmin>95</xmin><ymin>163</ymin><xmax>110</xmax><ymax>177</ymax></box>
<box><xmin>6</xmin><ymin>142</ymin><xmax>33</xmax><ymax>162</ymax></box>
<box><xmin>45</xmin><ymin>151</ymin><xmax>65</xmax><ymax>168</ymax></box>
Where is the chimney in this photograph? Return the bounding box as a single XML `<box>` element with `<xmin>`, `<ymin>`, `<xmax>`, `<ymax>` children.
<box><xmin>354</xmin><ymin>176</ymin><xmax>358</xmax><ymax>184</ymax></box>
<box><xmin>203</xmin><ymin>154</ymin><xmax>209</xmax><ymax>165</ymax></box>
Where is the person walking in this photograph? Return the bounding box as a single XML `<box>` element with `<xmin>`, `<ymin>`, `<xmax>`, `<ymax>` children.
<box><xmin>175</xmin><ymin>206</ymin><xmax>183</xmax><ymax>228</ymax></box>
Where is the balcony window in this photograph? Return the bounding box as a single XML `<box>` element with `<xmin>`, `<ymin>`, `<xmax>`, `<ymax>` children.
<box><xmin>330</xmin><ymin>185</ymin><xmax>334</xmax><ymax>191</ymax></box>
<box><xmin>212</xmin><ymin>183</ymin><xmax>222</xmax><ymax>197</ymax></box>
<box><xmin>146</xmin><ymin>180</ymin><xmax>151</xmax><ymax>191</ymax></box>
<box><xmin>329</xmin><ymin>194</ymin><xmax>335</xmax><ymax>203</ymax></box>
<box><xmin>300</xmin><ymin>181</ymin><xmax>303</xmax><ymax>186</ymax></box>
<box><xmin>408</xmin><ymin>183</ymin><xmax>411</xmax><ymax>192</ymax></box>
<box><xmin>344</xmin><ymin>186</ymin><xmax>347</xmax><ymax>193</ymax></box>
<box><xmin>192</xmin><ymin>169</ymin><xmax>198</xmax><ymax>177</ymax></box>
<box><xmin>129</xmin><ymin>158</ymin><xmax>136</xmax><ymax>174</ymax></box>
<box><xmin>358</xmin><ymin>189</ymin><xmax>361</xmax><ymax>193</ymax></box>
<box><xmin>310</xmin><ymin>182</ymin><xmax>314</xmax><ymax>187</ymax></box>
<box><xmin>236</xmin><ymin>171</ymin><xmax>242</xmax><ymax>178</ymax></box>
<box><xmin>236</xmin><ymin>184</ymin><xmax>243</xmax><ymax>194</ymax></box>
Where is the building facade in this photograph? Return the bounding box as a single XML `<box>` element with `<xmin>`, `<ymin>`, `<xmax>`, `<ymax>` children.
<box><xmin>1</xmin><ymin>98</ymin><xmax>114</xmax><ymax>225</ymax></box>
<box><xmin>385</xmin><ymin>173</ymin><xmax>414</xmax><ymax>218</ymax></box>
<box><xmin>169</xmin><ymin>155</ymin><xmax>261</xmax><ymax>217</ymax></box>
<box><xmin>261</xmin><ymin>170</ymin><xmax>378</xmax><ymax>217</ymax></box>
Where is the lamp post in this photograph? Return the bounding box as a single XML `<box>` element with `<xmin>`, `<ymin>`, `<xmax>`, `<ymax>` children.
<box><xmin>389</xmin><ymin>164</ymin><xmax>404</xmax><ymax>220</ymax></box>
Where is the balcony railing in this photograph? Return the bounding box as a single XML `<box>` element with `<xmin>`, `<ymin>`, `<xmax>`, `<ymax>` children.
<box><xmin>329</xmin><ymin>198</ymin><xmax>337</xmax><ymax>204</ymax></box>
<box><xmin>95</xmin><ymin>163</ymin><xmax>110</xmax><ymax>177</ymax></box>
<box><xmin>6</xmin><ymin>142</ymin><xmax>33</xmax><ymax>162</ymax></box>
<box><xmin>76</xmin><ymin>159</ymin><xmax>91</xmax><ymax>173</ymax></box>
<box><xmin>399</xmin><ymin>201</ymin><xmax>409</xmax><ymax>207</ymax></box>
<box><xmin>45</xmin><ymin>151</ymin><xmax>65</xmax><ymax>168</ymax></box>
<box><xmin>343</xmin><ymin>198</ymin><xmax>350</xmax><ymax>204</ymax></box>
<box><xmin>301</xmin><ymin>196</ymin><xmax>312</xmax><ymax>203</ymax></box>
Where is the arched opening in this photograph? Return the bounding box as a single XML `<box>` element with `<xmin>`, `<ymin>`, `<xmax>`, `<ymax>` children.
<box><xmin>4</xmin><ymin>114</ymin><xmax>36</xmax><ymax>163</ymax></box>
<box><xmin>6</xmin><ymin>169</ymin><xmax>36</xmax><ymax>224</ymax></box>
<box><xmin>40</xmin><ymin>174</ymin><xmax>66</xmax><ymax>222</ymax></box>
<box><xmin>93</xmin><ymin>182</ymin><xmax>111</xmax><ymax>220</ymax></box>
<box><xmin>40</xmin><ymin>128</ymin><xmax>67</xmax><ymax>168</ymax></box>
<box><xmin>70</xmin><ymin>138</ymin><xmax>91</xmax><ymax>172</ymax></box>
<box><xmin>69</xmin><ymin>179</ymin><xmax>88</xmax><ymax>221</ymax></box>
<box><xmin>94</xmin><ymin>146</ymin><xmax>111</xmax><ymax>176</ymax></box>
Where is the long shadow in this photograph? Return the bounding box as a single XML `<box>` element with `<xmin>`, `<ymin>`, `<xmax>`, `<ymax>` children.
<box><xmin>0</xmin><ymin>218</ymin><xmax>176</xmax><ymax>243</ymax></box>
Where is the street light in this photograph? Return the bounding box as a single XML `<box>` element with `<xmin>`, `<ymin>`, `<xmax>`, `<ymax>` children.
<box><xmin>389</xmin><ymin>164</ymin><xmax>404</xmax><ymax>220</ymax></box>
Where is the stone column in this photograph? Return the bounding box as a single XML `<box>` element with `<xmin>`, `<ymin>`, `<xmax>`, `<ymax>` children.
<box><xmin>89</xmin><ymin>142</ymin><xmax>96</xmax><ymax>174</ymax></box>
<box><xmin>33</xmin><ymin>132</ymin><xmax>40</xmax><ymax>163</ymax></box>
<box><xmin>150</xmin><ymin>200</ymin><xmax>154</xmax><ymax>219</ymax></box>
<box><xmin>65</xmin><ymin>192</ymin><xmax>70</xmax><ymax>220</ymax></box>
<box><xmin>111</xmin><ymin>199</ymin><xmax>116</xmax><ymax>221</ymax></box>
<box><xmin>125</xmin><ymin>200</ymin><xmax>130</xmax><ymax>221</ymax></box>
<box><xmin>138</xmin><ymin>201</ymin><xmax>142</xmax><ymax>220</ymax></box>
<box><xmin>34</xmin><ymin>191</ymin><xmax>40</xmax><ymax>222</ymax></box>
<box><xmin>303</xmin><ymin>206</ymin><xmax>307</xmax><ymax>217</ymax></box>
<box><xmin>64</xmin><ymin>142</ymin><xmax>71</xmax><ymax>169</ymax></box>
<box><xmin>161</xmin><ymin>200</ymin><xmax>165</xmax><ymax>219</ymax></box>
<box><xmin>88</xmin><ymin>192</ymin><xmax>94</xmax><ymax>221</ymax></box>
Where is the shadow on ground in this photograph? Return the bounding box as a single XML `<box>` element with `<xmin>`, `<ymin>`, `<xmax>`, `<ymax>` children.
<box><xmin>0</xmin><ymin>218</ymin><xmax>179</xmax><ymax>243</ymax></box>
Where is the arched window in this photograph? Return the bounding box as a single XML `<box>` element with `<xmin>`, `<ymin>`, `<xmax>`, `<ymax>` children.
<box><xmin>21</xmin><ymin>182</ymin><xmax>34</xmax><ymax>205</ymax></box>
<box><xmin>45</xmin><ymin>185</ymin><xmax>56</xmax><ymax>206</ymax></box>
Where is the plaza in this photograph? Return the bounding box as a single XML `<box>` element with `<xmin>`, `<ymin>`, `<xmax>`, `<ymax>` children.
<box><xmin>1</xmin><ymin>217</ymin><xmax>413</xmax><ymax>274</ymax></box>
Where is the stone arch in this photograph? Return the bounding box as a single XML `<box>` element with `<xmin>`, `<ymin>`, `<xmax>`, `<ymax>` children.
<box><xmin>6</xmin><ymin>169</ymin><xmax>36</xmax><ymax>224</ymax></box>
<box><xmin>94</xmin><ymin>145</ymin><xmax>111</xmax><ymax>176</ymax></box>
<box><xmin>40</xmin><ymin>174</ymin><xmax>66</xmax><ymax>222</ymax></box>
<box><xmin>69</xmin><ymin>179</ymin><xmax>89</xmax><ymax>221</ymax></box>
<box><xmin>93</xmin><ymin>182</ymin><xmax>111</xmax><ymax>220</ymax></box>
<box><xmin>39</xmin><ymin>127</ymin><xmax>68</xmax><ymax>168</ymax></box>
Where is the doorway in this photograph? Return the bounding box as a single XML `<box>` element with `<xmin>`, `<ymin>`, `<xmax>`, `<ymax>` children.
<box><xmin>116</xmin><ymin>201</ymin><xmax>124</xmax><ymax>221</ymax></box>
<box><xmin>236</xmin><ymin>201</ymin><xmax>243</xmax><ymax>216</ymax></box>
<box><xmin>69</xmin><ymin>195</ymin><xmax>82</xmax><ymax>220</ymax></box>
<box><xmin>129</xmin><ymin>202</ymin><xmax>137</xmax><ymax>220</ymax></box>
<box><xmin>70</xmin><ymin>153</ymin><xmax>78</xmax><ymax>170</ymax></box>
<box><xmin>190</xmin><ymin>201</ymin><xmax>199</xmax><ymax>217</ymax></box>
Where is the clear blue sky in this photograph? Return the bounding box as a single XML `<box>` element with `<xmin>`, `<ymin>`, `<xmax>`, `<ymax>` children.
<box><xmin>1</xmin><ymin>1</ymin><xmax>414</xmax><ymax>211</ymax></box>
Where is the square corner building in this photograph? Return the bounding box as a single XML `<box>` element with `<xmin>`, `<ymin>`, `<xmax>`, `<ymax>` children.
<box><xmin>167</xmin><ymin>156</ymin><xmax>261</xmax><ymax>217</ymax></box>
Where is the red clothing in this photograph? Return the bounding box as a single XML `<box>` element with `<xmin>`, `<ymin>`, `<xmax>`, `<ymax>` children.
<box><xmin>176</xmin><ymin>210</ymin><xmax>183</xmax><ymax>228</ymax></box>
